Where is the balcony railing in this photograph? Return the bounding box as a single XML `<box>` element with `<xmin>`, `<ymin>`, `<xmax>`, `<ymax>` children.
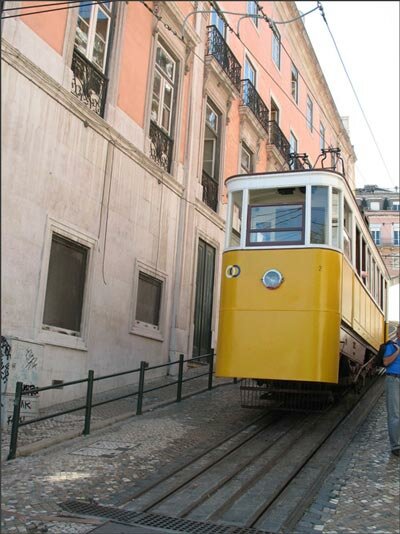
<box><xmin>202</xmin><ymin>170</ymin><xmax>218</xmax><ymax>212</ymax></box>
<box><xmin>206</xmin><ymin>26</ymin><xmax>241</xmax><ymax>92</ymax></box>
<box><xmin>149</xmin><ymin>121</ymin><xmax>173</xmax><ymax>173</ymax></box>
<box><xmin>267</xmin><ymin>120</ymin><xmax>290</xmax><ymax>163</ymax></box>
<box><xmin>71</xmin><ymin>48</ymin><xmax>108</xmax><ymax>117</ymax></box>
<box><xmin>241</xmin><ymin>79</ymin><xmax>269</xmax><ymax>132</ymax></box>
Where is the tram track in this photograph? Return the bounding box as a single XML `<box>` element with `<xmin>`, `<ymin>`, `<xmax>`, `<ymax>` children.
<box><xmin>60</xmin><ymin>376</ymin><xmax>385</xmax><ymax>533</ymax></box>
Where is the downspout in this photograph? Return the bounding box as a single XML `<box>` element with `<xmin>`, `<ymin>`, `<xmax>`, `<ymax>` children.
<box><xmin>168</xmin><ymin>8</ymin><xmax>202</xmax><ymax>371</ymax></box>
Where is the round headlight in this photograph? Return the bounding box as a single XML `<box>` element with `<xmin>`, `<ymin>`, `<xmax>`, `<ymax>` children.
<box><xmin>262</xmin><ymin>269</ymin><xmax>284</xmax><ymax>289</ymax></box>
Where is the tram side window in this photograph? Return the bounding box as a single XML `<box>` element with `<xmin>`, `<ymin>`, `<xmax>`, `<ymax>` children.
<box><xmin>247</xmin><ymin>187</ymin><xmax>305</xmax><ymax>246</ymax></box>
<box><xmin>331</xmin><ymin>188</ymin><xmax>340</xmax><ymax>248</ymax></box>
<box><xmin>366</xmin><ymin>249</ymin><xmax>372</xmax><ymax>291</ymax></box>
<box><xmin>361</xmin><ymin>238</ymin><xmax>367</xmax><ymax>285</ymax></box>
<box><xmin>229</xmin><ymin>191</ymin><xmax>242</xmax><ymax>247</ymax></box>
<box><xmin>380</xmin><ymin>275</ymin><xmax>384</xmax><ymax>310</ymax></box>
<box><xmin>311</xmin><ymin>186</ymin><xmax>328</xmax><ymax>244</ymax></box>
<box><xmin>355</xmin><ymin>226</ymin><xmax>361</xmax><ymax>275</ymax></box>
<box><xmin>371</xmin><ymin>259</ymin><xmax>376</xmax><ymax>300</ymax></box>
<box><xmin>343</xmin><ymin>199</ymin><xmax>352</xmax><ymax>260</ymax></box>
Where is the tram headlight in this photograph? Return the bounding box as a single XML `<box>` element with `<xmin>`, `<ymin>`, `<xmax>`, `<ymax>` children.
<box><xmin>262</xmin><ymin>269</ymin><xmax>284</xmax><ymax>289</ymax></box>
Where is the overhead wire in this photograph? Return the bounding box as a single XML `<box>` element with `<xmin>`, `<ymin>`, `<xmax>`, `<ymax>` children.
<box><xmin>3</xmin><ymin>0</ymin><xmax>392</xmax><ymax>185</ymax></box>
<box><xmin>317</xmin><ymin>1</ymin><xmax>395</xmax><ymax>187</ymax></box>
<box><xmin>0</xmin><ymin>0</ymin><xmax>117</xmax><ymax>19</ymax></box>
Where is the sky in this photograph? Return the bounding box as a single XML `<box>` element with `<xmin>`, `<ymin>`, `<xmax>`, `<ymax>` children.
<box><xmin>295</xmin><ymin>1</ymin><xmax>399</xmax><ymax>192</ymax></box>
<box><xmin>295</xmin><ymin>1</ymin><xmax>399</xmax><ymax>322</ymax></box>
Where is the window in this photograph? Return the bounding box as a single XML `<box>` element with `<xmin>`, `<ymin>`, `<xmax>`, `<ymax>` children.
<box><xmin>306</xmin><ymin>95</ymin><xmax>313</xmax><ymax>131</ymax></box>
<box><xmin>211</xmin><ymin>8</ymin><xmax>226</xmax><ymax>37</ymax></box>
<box><xmin>240</xmin><ymin>143</ymin><xmax>253</xmax><ymax>174</ymax></box>
<box><xmin>392</xmin><ymin>256</ymin><xmax>400</xmax><ymax>270</ymax></box>
<box><xmin>135</xmin><ymin>272</ymin><xmax>162</xmax><ymax>330</ymax></box>
<box><xmin>247</xmin><ymin>1</ymin><xmax>258</xmax><ymax>27</ymax></box>
<box><xmin>244</xmin><ymin>57</ymin><xmax>256</xmax><ymax>85</ymax></box>
<box><xmin>202</xmin><ymin>100</ymin><xmax>222</xmax><ymax>211</ymax></box>
<box><xmin>270</xmin><ymin>98</ymin><xmax>279</xmax><ymax>124</ymax></box>
<box><xmin>74</xmin><ymin>1</ymin><xmax>112</xmax><ymax>71</ymax></box>
<box><xmin>243</xmin><ymin>57</ymin><xmax>256</xmax><ymax>105</ymax></box>
<box><xmin>271</xmin><ymin>25</ymin><xmax>281</xmax><ymax>68</ymax></box>
<box><xmin>289</xmin><ymin>131</ymin><xmax>298</xmax><ymax>170</ymax></box>
<box><xmin>247</xmin><ymin>188</ymin><xmax>305</xmax><ymax>246</ymax></box>
<box><xmin>311</xmin><ymin>186</ymin><xmax>328</xmax><ymax>245</ymax></box>
<box><xmin>370</xmin><ymin>224</ymin><xmax>381</xmax><ymax>245</ymax></box>
<box><xmin>369</xmin><ymin>201</ymin><xmax>380</xmax><ymax>211</ymax></box>
<box><xmin>149</xmin><ymin>41</ymin><xmax>178</xmax><ymax>172</ymax></box>
<box><xmin>151</xmin><ymin>43</ymin><xmax>177</xmax><ymax>136</ymax></box>
<box><xmin>392</xmin><ymin>201</ymin><xmax>400</xmax><ymax>211</ymax></box>
<box><xmin>203</xmin><ymin>101</ymin><xmax>221</xmax><ymax>179</ymax></box>
<box><xmin>291</xmin><ymin>64</ymin><xmax>299</xmax><ymax>103</ymax></box>
<box><xmin>394</xmin><ymin>224</ymin><xmax>400</xmax><ymax>246</ymax></box>
<box><xmin>331</xmin><ymin>188</ymin><xmax>340</xmax><ymax>248</ymax></box>
<box><xmin>319</xmin><ymin>123</ymin><xmax>325</xmax><ymax>151</ymax></box>
<box><xmin>228</xmin><ymin>191</ymin><xmax>243</xmax><ymax>247</ymax></box>
<box><xmin>343</xmin><ymin>199</ymin><xmax>352</xmax><ymax>260</ymax></box>
<box><xmin>355</xmin><ymin>226</ymin><xmax>361</xmax><ymax>275</ymax></box>
<box><xmin>43</xmin><ymin>235</ymin><xmax>88</xmax><ymax>335</ymax></box>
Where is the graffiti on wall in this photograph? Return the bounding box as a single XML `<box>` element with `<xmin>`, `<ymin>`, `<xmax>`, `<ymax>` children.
<box><xmin>1</xmin><ymin>339</ymin><xmax>43</xmax><ymax>429</ymax></box>
<box><xmin>1</xmin><ymin>336</ymin><xmax>11</xmax><ymax>386</ymax></box>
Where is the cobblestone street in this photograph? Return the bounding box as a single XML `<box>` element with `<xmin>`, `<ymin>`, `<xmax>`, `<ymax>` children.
<box><xmin>1</xmin><ymin>378</ymin><xmax>399</xmax><ymax>534</ymax></box>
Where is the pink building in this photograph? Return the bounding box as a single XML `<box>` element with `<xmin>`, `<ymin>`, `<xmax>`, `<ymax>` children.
<box><xmin>356</xmin><ymin>186</ymin><xmax>400</xmax><ymax>281</ymax></box>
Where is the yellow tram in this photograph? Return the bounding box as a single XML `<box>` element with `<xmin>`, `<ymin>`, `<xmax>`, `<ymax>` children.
<box><xmin>216</xmin><ymin>164</ymin><xmax>390</xmax><ymax>404</ymax></box>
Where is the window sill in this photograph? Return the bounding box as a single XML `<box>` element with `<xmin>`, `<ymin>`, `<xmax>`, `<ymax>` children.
<box><xmin>38</xmin><ymin>329</ymin><xmax>88</xmax><ymax>351</ymax></box>
<box><xmin>130</xmin><ymin>325</ymin><xmax>164</xmax><ymax>342</ymax></box>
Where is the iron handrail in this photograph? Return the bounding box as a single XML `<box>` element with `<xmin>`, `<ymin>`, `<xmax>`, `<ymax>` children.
<box><xmin>7</xmin><ymin>350</ymin><xmax>221</xmax><ymax>460</ymax></box>
<box><xmin>206</xmin><ymin>25</ymin><xmax>241</xmax><ymax>92</ymax></box>
<box><xmin>267</xmin><ymin>120</ymin><xmax>291</xmax><ymax>163</ymax></box>
<box><xmin>241</xmin><ymin>79</ymin><xmax>269</xmax><ymax>132</ymax></box>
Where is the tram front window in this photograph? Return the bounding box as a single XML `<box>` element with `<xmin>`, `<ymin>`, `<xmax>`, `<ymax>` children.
<box><xmin>247</xmin><ymin>187</ymin><xmax>305</xmax><ymax>246</ymax></box>
<box><xmin>229</xmin><ymin>190</ymin><xmax>242</xmax><ymax>247</ymax></box>
<box><xmin>311</xmin><ymin>186</ymin><xmax>329</xmax><ymax>244</ymax></box>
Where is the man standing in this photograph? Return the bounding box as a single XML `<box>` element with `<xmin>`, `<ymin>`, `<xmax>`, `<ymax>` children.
<box><xmin>383</xmin><ymin>324</ymin><xmax>400</xmax><ymax>457</ymax></box>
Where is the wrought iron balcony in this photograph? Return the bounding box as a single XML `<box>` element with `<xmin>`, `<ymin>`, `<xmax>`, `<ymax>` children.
<box><xmin>202</xmin><ymin>170</ymin><xmax>218</xmax><ymax>212</ymax></box>
<box><xmin>241</xmin><ymin>79</ymin><xmax>269</xmax><ymax>132</ymax></box>
<box><xmin>267</xmin><ymin>120</ymin><xmax>290</xmax><ymax>163</ymax></box>
<box><xmin>149</xmin><ymin>121</ymin><xmax>173</xmax><ymax>173</ymax></box>
<box><xmin>206</xmin><ymin>25</ymin><xmax>241</xmax><ymax>92</ymax></box>
<box><xmin>71</xmin><ymin>48</ymin><xmax>108</xmax><ymax>117</ymax></box>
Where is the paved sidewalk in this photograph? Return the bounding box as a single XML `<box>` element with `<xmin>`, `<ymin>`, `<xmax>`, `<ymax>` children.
<box><xmin>1</xmin><ymin>364</ymin><xmax>231</xmax><ymax>461</ymax></box>
<box><xmin>1</xmin><ymin>376</ymin><xmax>399</xmax><ymax>534</ymax></box>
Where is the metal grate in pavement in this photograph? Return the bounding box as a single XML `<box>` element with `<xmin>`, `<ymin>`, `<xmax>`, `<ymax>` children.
<box><xmin>60</xmin><ymin>500</ymin><xmax>269</xmax><ymax>533</ymax></box>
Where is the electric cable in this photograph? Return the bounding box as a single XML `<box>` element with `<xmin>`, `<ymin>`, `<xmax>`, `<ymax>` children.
<box><xmin>317</xmin><ymin>1</ymin><xmax>395</xmax><ymax>186</ymax></box>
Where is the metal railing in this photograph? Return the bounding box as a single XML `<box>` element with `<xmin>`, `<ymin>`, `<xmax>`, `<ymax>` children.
<box><xmin>7</xmin><ymin>351</ymin><xmax>232</xmax><ymax>460</ymax></box>
<box><xmin>241</xmin><ymin>79</ymin><xmax>269</xmax><ymax>132</ymax></box>
<box><xmin>149</xmin><ymin>121</ymin><xmax>173</xmax><ymax>173</ymax></box>
<box><xmin>71</xmin><ymin>48</ymin><xmax>108</xmax><ymax>117</ymax></box>
<box><xmin>206</xmin><ymin>25</ymin><xmax>241</xmax><ymax>92</ymax></box>
<box><xmin>267</xmin><ymin>120</ymin><xmax>291</xmax><ymax>163</ymax></box>
<box><xmin>202</xmin><ymin>170</ymin><xmax>219</xmax><ymax>212</ymax></box>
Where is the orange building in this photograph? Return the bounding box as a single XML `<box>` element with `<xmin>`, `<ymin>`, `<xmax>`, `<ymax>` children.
<box><xmin>1</xmin><ymin>1</ymin><xmax>356</xmax><ymax>409</ymax></box>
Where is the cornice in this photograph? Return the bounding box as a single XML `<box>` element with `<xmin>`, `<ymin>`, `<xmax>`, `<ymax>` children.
<box><xmin>1</xmin><ymin>38</ymin><xmax>184</xmax><ymax>199</ymax></box>
<box><xmin>158</xmin><ymin>1</ymin><xmax>201</xmax><ymax>47</ymax></box>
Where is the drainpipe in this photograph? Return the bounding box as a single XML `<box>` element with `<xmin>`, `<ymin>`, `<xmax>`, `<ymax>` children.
<box><xmin>168</xmin><ymin>7</ymin><xmax>203</xmax><ymax>373</ymax></box>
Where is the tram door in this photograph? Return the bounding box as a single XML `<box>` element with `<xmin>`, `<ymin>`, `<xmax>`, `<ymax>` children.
<box><xmin>193</xmin><ymin>239</ymin><xmax>215</xmax><ymax>359</ymax></box>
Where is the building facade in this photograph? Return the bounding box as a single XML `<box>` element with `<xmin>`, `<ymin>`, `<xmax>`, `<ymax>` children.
<box><xmin>355</xmin><ymin>185</ymin><xmax>400</xmax><ymax>281</ymax></box>
<box><xmin>1</xmin><ymin>1</ymin><xmax>356</xmax><ymax>412</ymax></box>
